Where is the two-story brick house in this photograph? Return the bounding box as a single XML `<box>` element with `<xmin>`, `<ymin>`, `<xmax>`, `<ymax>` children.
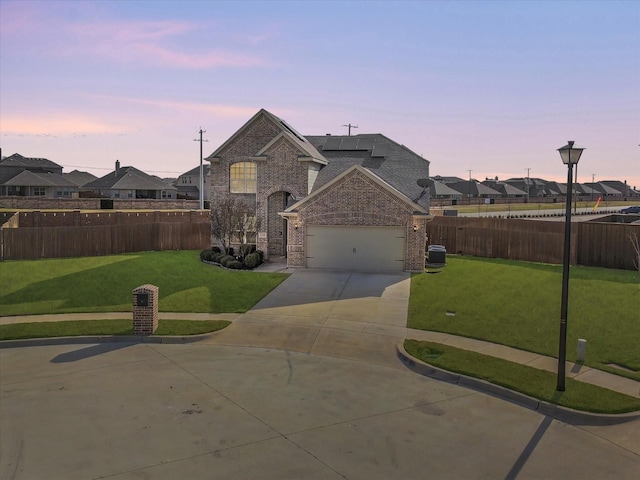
<box><xmin>206</xmin><ymin>109</ymin><xmax>431</xmax><ymax>272</ymax></box>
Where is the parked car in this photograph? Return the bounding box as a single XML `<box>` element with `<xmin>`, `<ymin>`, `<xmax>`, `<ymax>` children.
<box><xmin>620</xmin><ymin>205</ymin><xmax>640</xmax><ymax>214</ymax></box>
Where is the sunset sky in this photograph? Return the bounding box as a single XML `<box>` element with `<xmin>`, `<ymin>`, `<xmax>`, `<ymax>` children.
<box><xmin>1</xmin><ymin>0</ymin><xmax>639</xmax><ymax>188</ymax></box>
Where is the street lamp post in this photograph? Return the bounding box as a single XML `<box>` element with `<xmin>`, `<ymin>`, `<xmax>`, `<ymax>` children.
<box><xmin>556</xmin><ymin>140</ymin><xmax>585</xmax><ymax>392</ymax></box>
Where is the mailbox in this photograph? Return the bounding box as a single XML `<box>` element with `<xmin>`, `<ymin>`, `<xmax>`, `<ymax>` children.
<box><xmin>136</xmin><ymin>293</ymin><xmax>149</xmax><ymax>307</ymax></box>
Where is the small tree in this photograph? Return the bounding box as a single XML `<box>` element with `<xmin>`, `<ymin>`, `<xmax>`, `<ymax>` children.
<box><xmin>210</xmin><ymin>195</ymin><xmax>259</xmax><ymax>256</ymax></box>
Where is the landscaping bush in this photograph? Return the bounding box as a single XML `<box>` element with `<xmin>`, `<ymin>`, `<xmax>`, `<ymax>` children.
<box><xmin>244</xmin><ymin>252</ymin><xmax>262</xmax><ymax>269</ymax></box>
<box><xmin>200</xmin><ymin>249</ymin><xmax>214</xmax><ymax>262</ymax></box>
<box><xmin>220</xmin><ymin>255</ymin><xmax>235</xmax><ymax>267</ymax></box>
<box><xmin>239</xmin><ymin>244</ymin><xmax>256</xmax><ymax>258</ymax></box>
<box><xmin>201</xmin><ymin>246</ymin><xmax>263</xmax><ymax>270</ymax></box>
<box><xmin>225</xmin><ymin>260</ymin><xmax>243</xmax><ymax>269</ymax></box>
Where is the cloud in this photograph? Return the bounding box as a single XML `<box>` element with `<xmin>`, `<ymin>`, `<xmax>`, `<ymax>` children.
<box><xmin>64</xmin><ymin>20</ymin><xmax>266</xmax><ymax>68</ymax></box>
<box><xmin>83</xmin><ymin>95</ymin><xmax>260</xmax><ymax>118</ymax></box>
<box><xmin>1</xmin><ymin>114</ymin><xmax>132</xmax><ymax>136</ymax></box>
<box><xmin>1</xmin><ymin>3</ymin><xmax>267</xmax><ymax>69</ymax></box>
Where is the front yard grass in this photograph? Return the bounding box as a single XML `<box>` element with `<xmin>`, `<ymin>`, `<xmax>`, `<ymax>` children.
<box><xmin>409</xmin><ymin>256</ymin><xmax>640</xmax><ymax>380</ymax></box>
<box><xmin>0</xmin><ymin>250</ymin><xmax>288</xmax><ymax>316</ymax></box>
<box><xmin>404</xmin><ymin>339</ymin><xmax>640</xmax><ymax>414</ymax></box>
<box><xmin>0</xmin><ymin>319</ymin><xmax>231</xmax><ymax>340</ymax></box>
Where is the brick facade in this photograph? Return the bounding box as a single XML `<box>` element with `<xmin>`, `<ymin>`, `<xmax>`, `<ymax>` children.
<box><xmin>285</xmin><ymin>168</ymin><xmax>427</xmax><ymax>271</ymax></box>
<box><xmin>208</xmin><ymin>112</ymin><xmax>310</xmax><ymax>258</ymax></box>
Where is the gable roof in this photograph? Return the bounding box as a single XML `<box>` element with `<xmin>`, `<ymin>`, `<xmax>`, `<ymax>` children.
<box><xmin>84</xmin><ymin>166</ymin><xmax>177</xmax><ymax>191</ymax></box>
<box><xmin>0</xmin><ymin>153</ymin><xmax>62</xmax><ymax>170</ymax></box>
<box><xmin>180</xmin><ymin>165</ymin><xmax>211</xmax><ymax>177</ymax></box>
<box><xmin>305</xmin><ymin>134</ymin><xmax>430</xmax><ymax>209</ymax></box>
<box><xmin>64</xmin><ymin>170</ymin><xmax>98</xmax><ymax>187</ymax></box>
<box><xmin>205</xmin><ymin>108</ymin><xmax>326</xmax><ymax>165</ymax></box>
<box><xmin>444</xmin><ymin>180</ymin><xmax>502</xmax><ymax>197</ymax></box>
<box><xmin>284</xmin><ymin>164</ymin><xmax>428</xmax><ymax>215</ymax></box>
<box><xmin>4</xmin><ymin>170</ymin><xmax>77</xmax><ymax>188</ymax></box>
<box><xmin>427</xmin><ymin>179</ymin><xmax>463</xmax><ymax>197</ymax></box>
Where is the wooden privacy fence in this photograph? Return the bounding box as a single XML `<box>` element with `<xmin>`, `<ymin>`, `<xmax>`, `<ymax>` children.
<box><xmin>1</xmin><ymin>223</ymin><xmax>211</xmax><ymax>260</ymax></box>
<box><xmin>426</xmin><ymin>217</ymin><xmax>639</xmax><ymax>270</ymax></box>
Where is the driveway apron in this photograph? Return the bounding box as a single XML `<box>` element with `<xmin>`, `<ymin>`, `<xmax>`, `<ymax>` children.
<box><xmin>202</xmin><ymin>269</ymin><xmax>411</xmax><ymax>368</ymax></box>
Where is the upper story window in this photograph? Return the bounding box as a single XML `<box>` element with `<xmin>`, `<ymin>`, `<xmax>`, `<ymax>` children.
<box><xmin>230</xmin><ymin>162</ymin><xmax>256</xmax><ymax>193</ymax></box>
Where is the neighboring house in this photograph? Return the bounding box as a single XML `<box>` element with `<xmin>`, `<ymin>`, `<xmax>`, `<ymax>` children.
<box><xmin>600</xmin><ymin>180</ymin><xmax>637</xmax><ymax>198</ymax></box>
<box><xmin>584</xmin><ymin>182</ymin><xmax>623</xmax><ymax>198</ymax></box>
<box><xmin>480</xmin><ymin>179</ymin><xmax>528</xmax><ymax>199</ymax></box>
<box><xmin>0</xmin><ymin>153</ymin><xmax>78</xmax><ymax>197</ymax></box>
<box><xmin>64</xmin><ymin>170</ymin><xmax>97</xmax><ymax>187</ymax></box>
<box><xmin>175</xmin><ymin>165</ymin><xmax>211</xmax><ymax>200</ymax></box>
<box><xmin>447</xmin><ymin>179</ymin><xmax>502</xmax><ymax>199</ymax></box>
<box><xmin>504</xmin><ymin>177</ymin><xmax>560</xmax><ymax>197</ymax></box>
<box><xmin>428</xmin><ymin>179</ymin><xmax>464</xmax><ymax>201</ymax></box>
<box><xmin>205</xmin><ymin>108</ymin><xmax>431</xmax><ymax>272</ymax></box>
<box><xmin>82</xmin><ymin>160</ymin><xmax>177</xmax><ymax>199</ymax></box>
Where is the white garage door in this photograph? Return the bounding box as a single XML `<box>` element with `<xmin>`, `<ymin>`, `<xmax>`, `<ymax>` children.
<box><xmin>306</xmin><ymin>225</ymin><xmax>405</xmax><ymax>271</ymax></box>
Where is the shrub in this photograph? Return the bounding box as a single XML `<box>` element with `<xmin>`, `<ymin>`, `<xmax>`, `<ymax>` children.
<box><xmin>225</xmin><ymin>260</ymin><xmax>243</xmax><ymax>269</ymax></box>
<box><xmin>211</xmin><ymin>252</ymin><xmax>224</xmax><ymax>263</ymax></box>
<box><xmin>200</xmin><ymin>249</ymin><xmax>214</xmax><ymax>262</ymax></box>
<box><xmin>244</xmin><ymin>252</ymin><xmax>262</xmax><ymax>269</ymax></box>
<box><xmin>255</xmin><ymin>250</ymin><xmax>265</xmax><ymax>263</ymax></box>
<box><xmin>212</xmin><ymin>246</ymin><xmax>221</xmax><ymax>254</ymax></box>
<box><xmin>239</xmin><ymin>244</ymin><xmax>256</xmax><ymax>258</ymax></box>
<box><xmin>226</xmin><ymin>247</ymin><xmax>234</xmax><ymax>256</ymax></box>
<box><xmin>220</xmin><ymin>255</ymin><xmax>235</xmax><ymax>267</ymax></box>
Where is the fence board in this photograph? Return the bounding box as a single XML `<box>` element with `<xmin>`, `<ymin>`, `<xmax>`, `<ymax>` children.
<box><xmin>1</xmin><ymin>223</ymin><xmax>210</xmax><ymax>260</ymax></box>
<box><xmin>425</xmin><ymin>217</ymin><xmax>638</xmax><ymax>270</ymax></box>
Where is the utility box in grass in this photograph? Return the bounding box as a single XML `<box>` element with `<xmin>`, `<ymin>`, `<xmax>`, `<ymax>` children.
<box><xmin>133</xmin><ymin>285</ymin><xmax>159</xmax><ymax>335</ymax></box>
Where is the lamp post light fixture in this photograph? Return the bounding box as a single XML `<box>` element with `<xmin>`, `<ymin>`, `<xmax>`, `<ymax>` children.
<box><xmin>556</xmin><ymin>140</ymin><xmax>585</xmax><ymax>392</ymax></box>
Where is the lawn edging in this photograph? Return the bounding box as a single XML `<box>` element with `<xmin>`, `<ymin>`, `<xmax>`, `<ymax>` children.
<box><xmin>0</xmin><ymin>330</ymin><xmax>226</xmax><ymax>349</ymax></box>
<box><xmin>396</xmin><ymin>342</ymin><xmax>640</xmax><ymax>425</ymax></box>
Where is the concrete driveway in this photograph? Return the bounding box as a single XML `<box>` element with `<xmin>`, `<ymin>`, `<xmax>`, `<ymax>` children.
<box><xmin>203</xmin><ymin>269</ymin><xmax>411</xmax><ymax>368</ymax></box>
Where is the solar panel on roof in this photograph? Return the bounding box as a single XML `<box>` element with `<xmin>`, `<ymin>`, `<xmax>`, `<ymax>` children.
<box><xmin>322</xmin><ymin>137</ymin><xmax>343</xmax><ymax>150</ymax></box>
<box><xmin>340</xmin><ymin>137</ymin><xmax>359</xmax><ymax>150</ymax></box>
<box><xmin>371</xmin><ymin>143</ymin><xmax>390</xmax><ymax>157</ymax></box>
<box><xmin>356</xmin><ymin>137</ymin><xmax>375</xmax><ymax>150</ymax></box>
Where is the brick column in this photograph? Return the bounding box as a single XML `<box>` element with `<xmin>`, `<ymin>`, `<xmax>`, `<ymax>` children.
<box><xmin>132</xmin><ymin>285</ymin><xmax>159</xmax><ymax>335</ymax></box>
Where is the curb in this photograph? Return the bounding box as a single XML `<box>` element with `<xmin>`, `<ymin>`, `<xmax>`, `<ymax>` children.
<box><xmin>396</xmin><ymin>343</ymin><xmax>640</xmax><ymax>425</ymax></box>
<box><xmin>0</xmin><ymin>332</ymin><xmax>220</xmax><ymax>349</ymax></box>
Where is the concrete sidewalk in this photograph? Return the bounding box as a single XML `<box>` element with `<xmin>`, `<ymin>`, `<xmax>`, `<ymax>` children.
<box><xmin>2</xmin><ymin>311</ymin><xmax>638</xmax><ymax>400</ymax></box>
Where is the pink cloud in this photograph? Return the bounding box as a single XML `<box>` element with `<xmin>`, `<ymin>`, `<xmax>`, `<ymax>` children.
<box><xmin>85</xmin><ymin>95</ymin><xmax>260</xmax><ymax>118</ymax></box>
<box><xmin>64</xmin><ymin>19</ymin><xmax>266</xmax><ymax>69</ymax></box>
<box><xmin>0</xmin><ymin>3</ymin><xmax>267</xmax><ymax>70</ymax></box>
<box><xmin>1</xmin><ymin>114</ymin><xmax>131</xmax><ymax>136</ymax></box>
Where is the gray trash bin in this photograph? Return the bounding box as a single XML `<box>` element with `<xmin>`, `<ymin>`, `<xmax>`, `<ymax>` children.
<box><xmin>427</xmin><ymin>245</ymin><xmax>446</xmax><ymax>266</ymax></box>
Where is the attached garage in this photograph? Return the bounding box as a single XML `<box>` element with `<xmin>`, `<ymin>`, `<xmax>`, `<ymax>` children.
<box><xmin>282</xmin><ymin>165</ymin><xmax>429</xmax><ymax>272</ymax></box>
<box><xmin>306</xmin><ymin>225</ymin><xmax>405</xmax><ymax>271</ymax></box>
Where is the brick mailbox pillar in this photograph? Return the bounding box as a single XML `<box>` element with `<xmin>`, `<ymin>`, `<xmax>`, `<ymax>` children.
<box><xmin>132</xmin><ymin>284</ymin><xmax>159</xmax><ymax>335</ymax></box>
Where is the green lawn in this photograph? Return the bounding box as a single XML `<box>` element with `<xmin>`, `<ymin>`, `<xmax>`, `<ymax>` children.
<box><xmin>0</xmin><ymin>319</ymin><xmax>231</xmax><ymax>340</ymax></box>
<box><xmin>0</xmin><ymin>250</ymin><xmax>288</xmax><ymax>316</ymax></box>
<box><xmin>404</xmin><ymin>339</ymin><xmax>640</xmax><ymax>414</ymax></box>
<box><xmin>409</xmin><ymin>256</ymin><xmax>640</xmax><ymax>380</ymax></box>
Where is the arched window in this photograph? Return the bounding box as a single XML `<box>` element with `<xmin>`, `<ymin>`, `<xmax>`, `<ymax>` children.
<box><xmin>230</xmin><ymin>162</ymin><xmax>256</xmax><ymax>193</ymax></box>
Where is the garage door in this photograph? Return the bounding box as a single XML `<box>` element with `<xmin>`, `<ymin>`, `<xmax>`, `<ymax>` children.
<box><xmin>306</xmin><ymin>225</ymin><xmax>405</xmax><ymax>271</ymax></box>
